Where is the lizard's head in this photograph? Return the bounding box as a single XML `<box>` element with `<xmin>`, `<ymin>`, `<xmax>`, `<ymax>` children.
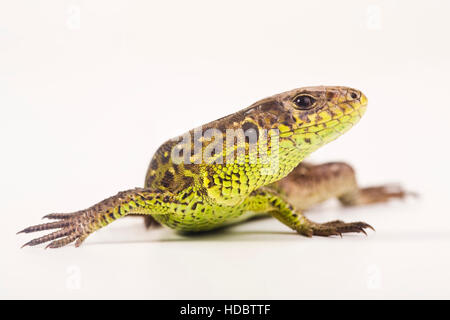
<box><xmin>248</xmin><ymin>86</ymin><xmax>368</xmax><ymax>155</ymax></box>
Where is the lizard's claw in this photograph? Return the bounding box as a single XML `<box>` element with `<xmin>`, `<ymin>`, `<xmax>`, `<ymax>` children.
<box><xmin>300</xmin><ymin>219</ymin><xmax>374</xmax><ymax>237</ymax></box>
<box><xmin>18</xmin><ymin>210</ymin><xmax>95</xmax><ymax>248</ymax></box>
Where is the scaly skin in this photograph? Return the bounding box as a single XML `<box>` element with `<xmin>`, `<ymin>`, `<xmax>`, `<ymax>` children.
<box><xmin>18</xmin><ymin>86</ymin><xmax>409</xmax><ymax>248</ymax></box>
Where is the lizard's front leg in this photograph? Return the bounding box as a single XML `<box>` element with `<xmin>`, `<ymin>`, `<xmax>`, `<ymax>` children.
<box><xmin>246</xmin><ymin>188</ymin><xmax>373</xmax><ymax>237</ymax></box>
<box><xmin>18</xmin><ymin>188</ymin><xmax>174</xmax><ymax>248</ymax></box>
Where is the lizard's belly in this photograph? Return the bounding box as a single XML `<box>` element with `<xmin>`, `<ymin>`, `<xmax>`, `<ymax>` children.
<box><xmin>151</xmin><ymin>202</ymin><xmax>263</xmax><ymax>232</ymax></box>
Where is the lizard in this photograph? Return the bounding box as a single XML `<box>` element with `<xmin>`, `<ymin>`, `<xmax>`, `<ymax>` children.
<box><xmin>18</xmin><ymin>86</ymin><xmax>408</xmax><ymax>248</ymax></box>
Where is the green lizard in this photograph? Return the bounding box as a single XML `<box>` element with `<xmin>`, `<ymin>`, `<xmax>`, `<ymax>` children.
<box><xmin>19</xmin><ymin>86</ymin><xmax>407</xmax><ymax>248</ymax></box>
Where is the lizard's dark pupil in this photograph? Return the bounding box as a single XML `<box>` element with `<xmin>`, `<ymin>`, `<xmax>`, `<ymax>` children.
<box><xmin>294</xmin><ymin>95</ymin><xmax>315</xmax><ymax>109</ymax></box>
<box><xmin>351</xmin><ymin>92</ymin><xmax>358</xmax><ymax>99</ymax></box>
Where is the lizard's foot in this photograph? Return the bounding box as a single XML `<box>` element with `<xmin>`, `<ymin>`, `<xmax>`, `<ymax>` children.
<box><xmin>298</xmin><ymin>219</ymin><xmax>374</xmax><ymax>237</ymax></box>
<box><xmin>340</xmin><ymin>184</ymin><xmax>417</xmax><ymax>206</ymax></box>
<box><xmin>18</xmin><ymin>210</ymin><xmax>97</xmax><ymax>248</ymax></box>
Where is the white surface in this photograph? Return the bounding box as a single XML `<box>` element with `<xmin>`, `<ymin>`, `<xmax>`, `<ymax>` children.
<box><xmin>1</xmin><ymin>0</ymin><xmax>450</xmax><ymax>299</ymax></box>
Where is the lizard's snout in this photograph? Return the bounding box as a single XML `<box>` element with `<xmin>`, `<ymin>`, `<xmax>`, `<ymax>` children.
<box><xmin>360</xmin><ymin>92</ymin><xmax>368</xmax><ymax>107</ymax></box>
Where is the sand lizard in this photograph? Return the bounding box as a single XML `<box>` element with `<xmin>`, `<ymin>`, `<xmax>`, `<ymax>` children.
<box><xmin>18</xmin><ymin>86</ymin><xmax>408</xmax><ymax>248</ymax></box>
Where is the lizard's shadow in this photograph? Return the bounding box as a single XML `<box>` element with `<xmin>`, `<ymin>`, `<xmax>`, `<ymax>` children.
<box><xmin>85</xmin><ymin>222</ymin><xmax>450</xmax><ymax>246</ymax></box>
<box><xmin>85</xmin><ymin>219</ymin><xmax>303</xmax><ymax>246</ymax></box>
<box><xmin>160</xmin><ymin>229</ymin><xmax>299</xmax><ymax>242</ymax></box>
<box><xmin>85</xmin><ymin>227</ymin><xmax>450</xmax><ymax>246</ymax></box>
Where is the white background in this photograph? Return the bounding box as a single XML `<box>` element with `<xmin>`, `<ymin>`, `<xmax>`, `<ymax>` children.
<box><xmin>1</xmin><ymin>0</ymin><xmax>450</xmax><ymax>299</ymax></box>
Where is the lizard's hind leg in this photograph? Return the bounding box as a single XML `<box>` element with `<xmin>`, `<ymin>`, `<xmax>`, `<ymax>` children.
<box><xmin>273</xmin><ymin>162</ymin><xmax>412</xmax><ymax>210</ymax></box>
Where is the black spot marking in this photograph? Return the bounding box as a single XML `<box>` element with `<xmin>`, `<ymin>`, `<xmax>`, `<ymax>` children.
<box><xmin>268</xmin><ymin>117</ymin><xmax>277</xmax><ymax>125</ymax></box>
<box><xmin>161</xmin><ymin>171</ymin><xmax>175</xmax><ymax>188</ymax></box>
<box><xmin>258</xmin><ymin>100</ymin><xmax>281</xmax><ymax>113</ymax></box>
<box><xmin>177</xmin><ymin>176</ymin><xmax>195</xmax><ymax>192</ymax></box>
<box><xmin>282</xmin><ymin>120</ymin><xmax>292</xmax><ymax>127</ymax></box>
<box><xmin>173</xmin><ymin>164</ymin><xmax>182</xmax><ymax>174</ymax></box>
<box><xmin>160</xmin><ymin>150</ymin><xmax>170</xmax><ymax>164</ymax></box>
<box><xmin>258</xmin><ymin>118</ymin><xmax>266</xmax><ymax>128</ymax></box>
<box><xmin>150</xmin><ymin>160</ymin><xmax>159</xmax><ymax>170</ymax></box>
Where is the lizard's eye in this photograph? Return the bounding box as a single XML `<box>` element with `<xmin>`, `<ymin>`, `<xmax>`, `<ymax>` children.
<box><xmin>293</xmin><ymin>95</ymin><xmax>316</xmax><ymax>110</ymax></box>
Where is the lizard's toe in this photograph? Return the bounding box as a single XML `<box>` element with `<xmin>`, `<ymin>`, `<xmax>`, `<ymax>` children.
<box><xmin>19</xmin><ymin>212</ymin><xmax>92</xmax><ymax>249</ymax></box>
<box><xmin>303</xmin><ymin>220</ymin><xmax>374</xmax><ymax>237</ymax></box>
<box><xmin>42</xmin><ymin>212</ymin><xmax>84</xmax><ymax>220</ymax></box>
<box><xmin>17</xmin><ymin>220</ymin><xmax>72</xmax><ymax>234</ymax></box>
<box><xmin>20</xmin><ymin>227</ymin><xmax>76</xmax><ymax>248</ymax></box>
